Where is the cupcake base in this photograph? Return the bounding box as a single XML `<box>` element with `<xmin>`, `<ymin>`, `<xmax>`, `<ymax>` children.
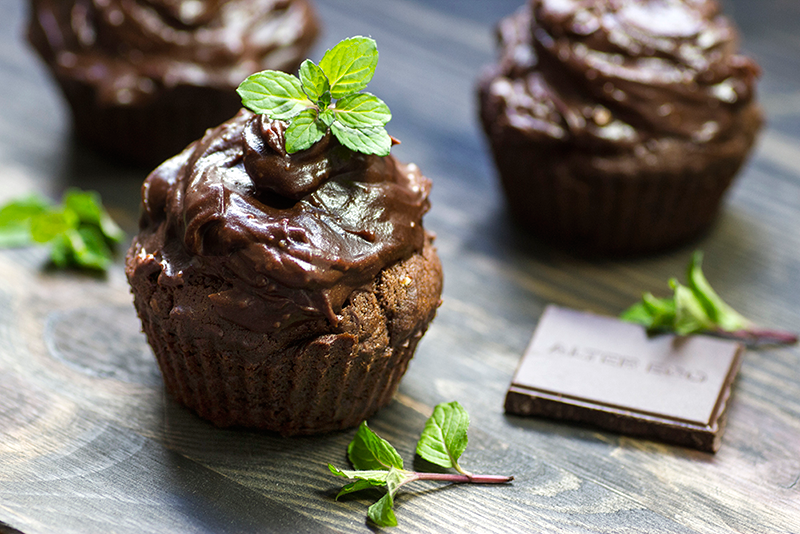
<box><xmin>127</xmin><ymin>238</ymin><xmax>442</xmax><ymax>435</ymax></box>
<box><xmin>489</xmin><ymin>135</ymin><xmax>756</xmax><ymax>254</ymax></box>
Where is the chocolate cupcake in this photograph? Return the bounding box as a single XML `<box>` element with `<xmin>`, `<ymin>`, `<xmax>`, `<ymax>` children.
<box><xmin>125</xmin><ymin>110</ymin><xmax>443</xmax><ymax>434</ymax></box>
<box><xmin>27</xmin><ymin>0</ymin><xmax>319</xmax><ymax>166</ymax></box>
<box><xmin>478</xmin><ymin>0</ymin><xmax>762</xmax><ymax>253</ymax></box>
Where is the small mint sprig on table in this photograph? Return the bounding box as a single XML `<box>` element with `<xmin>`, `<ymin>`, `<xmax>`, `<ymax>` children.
<box><xmin>328</xmin><ymin>401</ymin><xmax>514</xmax><ymax>528</ymax></box>
<box><xmin>621</xmin><ymin>251</ymin><xmax>797</xmax><ymax>345</ymax></box>
<box><xmin>0</xmin><ymin>189</ymin><xmax>124</xmax><ymax>272</ymax></box>
<box><xmin>236</xmin><ymin>36</ymin><xmax>393</xmax><ymax>156</ymax></box>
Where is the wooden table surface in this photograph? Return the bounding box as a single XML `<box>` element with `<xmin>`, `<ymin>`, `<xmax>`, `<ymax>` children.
<box><xmin>2</xmin><ymin>0</ymin><xmax>799</xmax><ymax>532</ymax></box>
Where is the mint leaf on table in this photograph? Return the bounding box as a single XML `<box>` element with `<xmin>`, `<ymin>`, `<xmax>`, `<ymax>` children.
<box><xmin>29</xmin><ymin>209</ymin><xmax>75</xmax><ymax>244</ymax></box>
<box><xmin>684</xmin><ymin>253</ymin><xmax>750</xmax><ymax>332</ymax></box>
<box><xmin>0</xmin><ymin>189</ymin><xmax>124</xmax><ymax>272</ymax></box>
<box><xmin>329</xmin><ymin>468</ymin><xmax>388</xmax><ymax>500</ymax></box>
<box><xmin>347</xmin><ymin>421</ymin><xmax>404</xmax><ymax>471</ymax></box>
<box><xmin>328</xmin><ymin>401</ymin><xmax>513</xmax><ymax>528</ymax></box>
<box><xmin>367</xmin><ymin>467</ymin><xmax>405</xmax><ymax>528</ymax></box>
<box><xmin>237</xmin><ymin>36</ymin><xmax>393</xmax><ymax>156</ymax></box>
<box><xmin>671</xmin><ymin>276</ymin><xmax>720</xmax><ymax>336</ymax></box>
<box><xmin>63</xmin><ymin>189</ymin><xmax>125</xmax><ymax>244</ymax></box>
<box><xmin>416</xmin><ymin>401</ymin><xmax>470</xmax><ymax>474</ymax></box>
<box><xmin>0</xmin><ymin>195</ymin><xmax>50</xmax><ymax>247</ymax></box>
<box><xmin>621</xmin><ymin>292</ymin><xmax>676</xmax><ymax>332</ymax></box>
<box><xmin>336</xmin><ymin>479</ymin><xmax>382</xmax><ymax>500</ymax></box>
<box><xmin>621</xmin><ymin>251</ymin><xmax>797</xmax><ymax>345</ymax></box>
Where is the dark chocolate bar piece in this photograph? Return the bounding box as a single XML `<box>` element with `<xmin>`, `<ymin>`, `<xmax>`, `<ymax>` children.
<box><xmin>505</xmin><ymin>305</ymin><xmax>743</xmax><ymax>452</ymax></box>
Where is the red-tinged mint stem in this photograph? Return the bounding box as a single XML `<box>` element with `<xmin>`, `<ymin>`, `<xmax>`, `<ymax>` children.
<box><xmin>715</xmin><ymin>327</ymin><xmax>798</xmax><ymax>346</ymax></box>
<box><xmin>411</xmin><ymin>472</ymin><xmax>514</xmax><ymax>484</ymax></box>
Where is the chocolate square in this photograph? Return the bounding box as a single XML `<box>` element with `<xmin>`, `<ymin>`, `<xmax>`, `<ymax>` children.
<box><xmin>505</xmin><ymin>305</ymin><xmax>744</xmax><ymax>452</ymax></box>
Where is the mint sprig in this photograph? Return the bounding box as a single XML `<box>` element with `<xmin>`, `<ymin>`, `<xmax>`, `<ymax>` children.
<box><xmin>621</xmin><ymin>251</ymin><xmax>797</xmax><ymax>345</ymax></box>
<box><xmin>0</xmin><ymin>189</ymin><xmax>124</xmax><ymax>272</ymax></box>
<box><xmin>237</xmin><ymin>36</ymin><xmax>392</xmax><ymax>156</ymax></box>
<box><xmin>416</xmin><ymin>400</ymin><xmax>470</xmax><ymax>474</ymax></box>
<box><xmin>328</xmin><ymin>401</ymin><xmax>514</xmax><ymax>528</ymax></box>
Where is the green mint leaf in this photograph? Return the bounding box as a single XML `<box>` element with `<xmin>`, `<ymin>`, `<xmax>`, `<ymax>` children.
<box><xmin>319</xmin><ymin>36</ymin><xmax>379</xmax><ymax>98</ymax></box>
<box><xmin>621</xmin><ymin>292</ymin><xmax>678</xmax><ymax>331</ymax></box>
<box><xmin>328</xmin><ymin>402</ymin><xmax>514</xmax><ymax>528</ymax></box>
<box><xmin>621</xmin><ymin>251</ymin><xmax>797</xmax><ymax>345</ymax></box>
<box><xmin>416</xmin><ymin>401</ymin><xmax>470</xmax><ymax>473</ymax></box>
<box><xmin>619</xmin><ymin>301</ymin><xmax>654</xmax><ymax>328</ymax></box>
<box><xmin>319</xmin><ymin>92</ymin><xmax>332</xmax><ymax>109</ymax></box>
<box><xmin>642</xmin><ymin>292</ymin><xmax>676</xmax><ymax>317</ymax></box>
<box><xmin>336</xmin><ymin>479</ymin><xmax>383</xmax><ymax>500</ymax></box>
<box><xmin>48</xmin><ymin>227</ymin><xmax>111</xmax><ymax>271</ymax></box>
<box><xmin>285</xmin><ymin>109</ymin><xmax>327</xmax><ymax>153</ymax></box>
<box><xmin>237</xmin><ymin>36</ymin><xmax>395</xmax><ymax>156</ymax></box>
<box><xmin>30</xmin><ymin>210</ymin><xmax>76</xmax><ymax>244</ymax></box>
<box><xmin>48</xmin><ymin>234</ymin><xmax>71</xmax><ymax>268</ymax></box>
<box><xmin>319</xmin><ymin>108</ymin><xmax>335</xmax><ymax>127</ymax></box>
<box><xmin>0</xmin><ymin>195</ymin><xmax>51</xmax><ymax>247</ymax></box>
<box><xmin>0</xmin><ymin>189</ymin><xmax>121</xmax><ymax>272</ymax></box>
<box><xmin>347</xmin><ymin>421</ymin><xmax>404</xmax><ymax>471</ymax></box>
<box><xmin>671</xmin><ymin>279</ymin><xmax>715</xmax><ymax>336</ymax></box>
<box><xmin>0</xmin><ymin>195</ymin><xmax>51</xmax><ymax>225</ymax></box>
<box><xmin>367</xmin><ymin>492</ymin><xmax>397</xmax><ymax>527</ymax></box>
<box><xmin>71</xmin><ymin>226</ymin><xmax>112</xmax><ymax>270</ymax></box>
<box><xmin>641</xmin><ymin>292</ymin><xmax>677</xmax><ymax>331</ymax></box>
<box><xmin>328</xmin><ymin>464</ymin><xmax>390</xmax><ymax>485</ymax></box>
<box><xmin>64</xmin><ymin>188</ymin><xmax>102</xmax><ymax>225</ymax></box>
<box><xmin>331</xmin><ymin>122</ymin><xmax>391</xmax><ymax>157</ymax></box>
<box><xmin>367</xmin><ymin>467</ymin><xmax>404</xmax><ymax>528</ymax></box>
<box><xmin>237</xmin><ymin>70</ymin><xmax>314</xmax><ymax>120</ymax></box>
<box><xmin>100</xmin><ymin>212</ymin><xmax>125</xmax><ymax>244</ymax></box>
<box><xmin>333</xmin><ymin>93</ymin><xmax>391</xmax><ymax>129</ymax></box>
<box><xmin>685</xmin><ymin>251</ymin><xmax>751</xmax><ymax>332</ymax></box>
<box><xmin>299</xmin><ymin>59</ymin><xmax>330</xmax><ymax>103</ymax></box>
<box><xmin>63</xmin><ymin>188</ymin><xmax>125</xmax><ymax>244</ymax></box>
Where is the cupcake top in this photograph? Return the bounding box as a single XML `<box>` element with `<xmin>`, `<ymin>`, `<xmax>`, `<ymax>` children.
<box><xmin>28</xmin><ymin>0</ymin><xmax>318</xmax><ymax>106</ymax></box>
<box><xmin>485</xmin><ymin>0</ymin><xmax>760</xmax><ymax>149</ymax></box>
<box><xmin>133</xmin><ymin>109</ymin><xmax>431</xmax><ymax>332</ymax></box>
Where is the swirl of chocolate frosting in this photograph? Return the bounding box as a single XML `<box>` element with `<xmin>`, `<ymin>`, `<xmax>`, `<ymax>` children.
<box><xmin>27</xmin><ymin>0</ymin><xmax>318</xmax><ymax>106</ymax></box>
<box><xmin>487</xmin><ymin>0</ymin><xmax>760</xmax><ymax>149</ymax></box>
<box><xmin>133</xmin><ymin>109</ymin><xmax>431</xmax><ymax>332</ymax></box>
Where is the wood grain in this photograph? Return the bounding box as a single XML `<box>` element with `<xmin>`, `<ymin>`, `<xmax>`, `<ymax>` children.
<box><xmin>1</xmin><ymin>0</ymin><xmax>799</xmax><ymax>532</ymax></box>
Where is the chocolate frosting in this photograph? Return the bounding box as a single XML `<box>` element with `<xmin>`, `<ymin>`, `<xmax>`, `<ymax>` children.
<box><xmin>132</xmin><ymin>109</ymin><xmax>432</xmax><ymax>332</ymax></box>
<box><xmin>28</xmin><ymin>0</ymin><xmax>318</xmax><ymax>106</ymax></box>
<box><xmin>485</xmin><ymin>0</ymin><xmax>760</xmax><ymax>149</ymax></box>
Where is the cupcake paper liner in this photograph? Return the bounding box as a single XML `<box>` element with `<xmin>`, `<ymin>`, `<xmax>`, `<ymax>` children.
<box><xmin>127</xmin><ymin>241</ymin><xmax>441</xmax><ymax>436</ymax></box>
<box><xmin>488</xmin><ymin>139</ymin><xmax>747</xmax><ymax>254</ymax></box>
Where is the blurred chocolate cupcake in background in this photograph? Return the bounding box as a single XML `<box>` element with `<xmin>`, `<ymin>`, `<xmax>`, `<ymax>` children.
<box><xmin>27</xmin><ymin>0</ymin><xmax>319</xmax><ymax>166</ymax></box>
<box><xmin>478</xmin><ymin>0</ymin><xmax>762</xmax><ymax>254</ymax></box>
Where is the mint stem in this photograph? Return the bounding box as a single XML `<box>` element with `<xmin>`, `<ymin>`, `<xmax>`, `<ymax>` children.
<box><xmin>411</xmin><ymin>472</ymin><xmax>514</xmax><ymax>484</ymax></box>
<box><xmin>715</xmin><ymin>327</ymin><xmax>798</xmax><ymax>346</ymax></box>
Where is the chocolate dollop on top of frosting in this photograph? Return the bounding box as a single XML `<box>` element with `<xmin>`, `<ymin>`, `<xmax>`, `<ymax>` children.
<box><xmin>134</xmin><ymin>110</ymin><xmax>431</xmax><ymax>332</ymax></box>
<box><xmin>28</xmin><ymin>0</ymin><xmax>318</xmax><ymax>106</ymax></box>
<box><xmin>485</xmin><ymin>0</ymin><xmax>760</xmax><ymax>149</ymax></box>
